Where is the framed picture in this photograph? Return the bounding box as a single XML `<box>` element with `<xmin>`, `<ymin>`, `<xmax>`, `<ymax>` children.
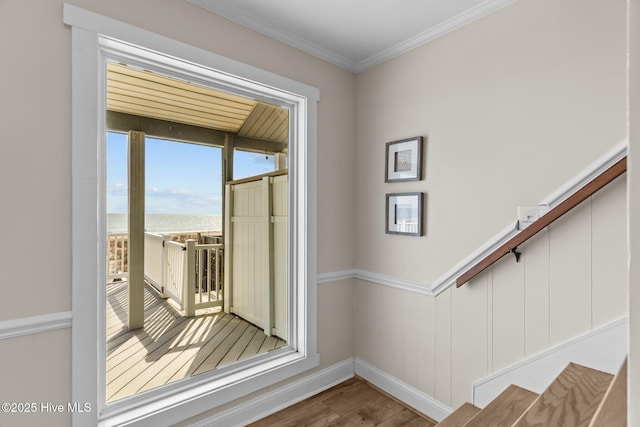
<box><xmin>385</xmin><ymin>136</ymin><xmax>423</xmax><ymax>182</ymax></box>
<box><xmin>386</xmin><ymin>192</ymin><xmax>423</xmax><ymax>236</ymax></box>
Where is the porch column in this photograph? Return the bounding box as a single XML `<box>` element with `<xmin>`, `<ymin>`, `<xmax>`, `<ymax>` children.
<box><xmin>128</xmin><ymin>130</ymin><xmax>145</xmax><ymax>330</ymax></box>
<box><xmin>275</xmin><ymin>152</ymin><xmax>287</xmax><ymax>171</ymax></box>
<box><xmin>223</xmin><ymin>133</ymin><xmax>234</xmax><ymax>183</ymax></box>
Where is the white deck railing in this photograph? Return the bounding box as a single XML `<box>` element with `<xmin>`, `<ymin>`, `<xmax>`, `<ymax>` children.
<box><xmin>107</xmin><ymin>233</ymin><xmax>128</xmax><ymax>280</ymax></box>
<box><xmin>144</xmin><ymin>232</ymin><xmax>166</xmax><ymax>295</ymax></box>
<box><xmin>164</xmin><ymin>240</ymin><xmax>186</xmax><ymax>304</ymax></box>
<box><xmin>192</xmin><ymin>241</ymin><xmax>224</xmax><ymax>312</ymax></box>
<box><xmin>107</xmin><ymin>232</ymin><xmax>224</xmax><ymax>317</ymax></box>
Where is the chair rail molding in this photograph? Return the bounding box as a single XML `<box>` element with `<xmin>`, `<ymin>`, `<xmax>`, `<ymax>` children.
<box><xmin>316</xmin><ymin>269</ymin><xmax>434</xmax><ymax>295</ymax></box>
<box><xmin>317</xmin><ymin>139</ymin><xmax>627</xmax><ymax>297</ymax></box>
<box><xmin>0</xmin><ymin>311</ymin><xmax>73</xmax><ymax>341</ymax></box>
<box><xmin>316</xmin><ymin>269</ymin><xmax>357</xmax><ymax>284</ymax></box>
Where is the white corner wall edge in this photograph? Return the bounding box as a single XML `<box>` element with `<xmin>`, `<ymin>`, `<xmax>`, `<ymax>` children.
<box><xmin>191</xmin><ymin>358</ymin><xmax>355</xmax><ymax>427</ymax></box>
<box><xmin>354</xmin><ymin>358</ymin><xmax>453</xmax><ymax>422</ymax></box>
<box><xmin>0</xmin><ymin>311</ymin><xmax>72</xmax><ymax>341</ymax></box>
<box><xmin>472</xmin><ymin>317</ymin><xmax>628</xmax><ymax>408</ymax></box>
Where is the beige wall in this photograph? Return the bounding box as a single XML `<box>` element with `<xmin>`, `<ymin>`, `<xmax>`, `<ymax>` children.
<box><xmin>0</xmin><ymin>0</ymin><xmax>632</xmax><ymax>424</ymax></box>
<box><xmin>352</xmin><ymin>0</ymin><xmax>629</xmax><ymax>412</ymax></box>
<box><xmin>0</xmin><ymin>330</ymin><xmax>72</xmax><ymax>426</ymax></box>
<box><xmin>0</xmin><ymin>0</ymin><xmax>355</xmax><ymax>425</ymax></box>
<box><xmin>354</xmin><ymin>0</ymin><xmax>627</xmax><ymax>283</ymax></box>
<box><xmin>355</xmin><ymin>176</ymin><xmax>628</xmax><ymax>408</ymax></box>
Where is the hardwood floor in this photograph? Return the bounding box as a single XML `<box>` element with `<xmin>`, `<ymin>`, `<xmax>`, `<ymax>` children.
<box><xmin>248</xmin><ymin>377</ymin><xmax>437</xmax><ymax>427</ymax></box>
<box><xmin>106</xmin><ymin>281</ymin><xmax>286</xmax><ymax>402</ymax></box>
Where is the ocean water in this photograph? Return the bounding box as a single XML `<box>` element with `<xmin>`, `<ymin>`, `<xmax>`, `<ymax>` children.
<box><xmin>107</xmin><ymin>213</ymin><xmax>222</xmax><ymax>234</ymax></box>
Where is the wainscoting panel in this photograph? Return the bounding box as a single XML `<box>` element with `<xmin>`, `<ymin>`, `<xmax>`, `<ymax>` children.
<box><xmin>354</xmin><ymin>177</ymin><xmax>628</xmax><ymax>410</ymax></box>
<box><xmin>549</xmin><ymin>200</ymin><xmax>593</xmax><ymax>347</ymax></box>
<box><xmin>434</xmin><ymin>286</ymin><xmax>453</xmax><ymax>406</ymax></box>
<box><xmin>523</xmin><ymin>229</ymin><xmax>551</xmax><ymax>357</ymax></box>
<box><xmin>592</xmin><ymin>175</ymin><xmax>628</xmax><ymax>328</ymax></box>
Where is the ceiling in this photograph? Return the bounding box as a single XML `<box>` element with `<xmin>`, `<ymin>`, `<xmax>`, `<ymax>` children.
<box><xmin>189</xmin><ymin>0</ymin><xmax>518</xmax><ymax>72</ymax></box>
<box><xmin>107</xmin><ymin>63</ymin><xmax>289</xmax><ymax>145</ymax></box>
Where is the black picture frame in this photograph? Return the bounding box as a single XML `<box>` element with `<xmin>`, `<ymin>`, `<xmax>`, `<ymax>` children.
<box><xmin>386</xmin><ymin>192</ymin><xmax>423</xmax><ymax>236</ymax></box>
<box><xmin>385</xmin><ymin>136</ymin><xmax>423</xmax><ymax>182</ymax></box>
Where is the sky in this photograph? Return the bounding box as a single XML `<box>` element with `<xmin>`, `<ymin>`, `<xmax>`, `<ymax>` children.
<box><xmin>107</xmin><ymin>131</ymin><xmax>277</xmax><ymax>214</ymax></box>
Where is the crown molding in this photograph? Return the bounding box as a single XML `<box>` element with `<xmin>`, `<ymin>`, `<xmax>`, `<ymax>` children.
<box><xmin>189</xmin><ymin>0</ymin><xmax>521</xmax><ymax>74</ymax></box>
<box><xmin>188</xmin><ymin>0</ymin><xmax>359</xmax><ymax>72</ymax></box>
<box><xmin>355</xmin><ymin>0</ymin><xmax>520</xmax><ymax>72</ymax></box>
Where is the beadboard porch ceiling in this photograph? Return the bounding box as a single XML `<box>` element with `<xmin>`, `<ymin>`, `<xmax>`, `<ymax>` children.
<box><xmin>106</xmin><ymin>63</ymin><xmax>289</xmax><ymax>144</ymax></box>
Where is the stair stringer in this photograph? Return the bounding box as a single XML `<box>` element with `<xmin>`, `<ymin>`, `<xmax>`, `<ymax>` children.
<box><xmin>472</xmin><ymin>317</ymin><xmax>627</xmax><ymax>408</ymax></box>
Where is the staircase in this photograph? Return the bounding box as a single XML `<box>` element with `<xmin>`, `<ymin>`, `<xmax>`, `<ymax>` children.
<box><xmin>437</xmin><ymin>360</ymin><xmax>627</xmax><ymax>427</ymax></box>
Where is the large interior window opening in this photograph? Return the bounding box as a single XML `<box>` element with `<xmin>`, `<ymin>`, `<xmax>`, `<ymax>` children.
<box><xmin>104</xmin><ymin>62</ymin><xmax>293</xmax><ymax>402</ymax></box>
<box><xmin>67</xmin><ymin>6</ymin><xmax>319</xmax><ymax>424</ymax></box>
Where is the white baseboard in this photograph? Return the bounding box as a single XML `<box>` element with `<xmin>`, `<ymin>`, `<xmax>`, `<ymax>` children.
<box><xmin>0</xmin><ymin>311</ymin><xmax>72</xmax><ymax>341</ymax></box>
<box><xmin>193</xmin><ymin>357</ymin><xmax>456</xmax><ymax>426</ymax></box>
<box><xmin>473</xmin><ymin>317</ymin><xmax>628</xmax><ymax>407</ymax></box>
<box><xmin>192</xmin><ymin>358</ymin><xmax>355</xmax><ymax>427</ymax></box>
<box><xmin>354</xmin><ymin>358</ymin><xmax>452</xmax><ymax>422</ymax></box>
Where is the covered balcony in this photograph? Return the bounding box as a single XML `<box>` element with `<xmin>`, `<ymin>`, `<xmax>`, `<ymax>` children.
<box><xmin>104</xmin><ymin>63</ymin><xmax>290</xmax><ymax>401</ymax></box>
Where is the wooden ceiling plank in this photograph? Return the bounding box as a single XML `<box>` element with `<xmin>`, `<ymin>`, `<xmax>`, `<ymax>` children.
<box><xmin>262</xmin><ymin>109</ymin><xmax>288</xmax><ymax>141</ymax></box>
<box><xmin>238</xmin><ymin>103</ymin><xmax>265</xmax><ymax>134</ymax></box>
<box><xmin>107</xmin><ymin>94</ymin><xmax>246</xmax><ymax>127</ymax></box>
<box><xmin>245</xmin><ymin>105</ymin><xmax>274</xmax><ymax>136</ymax></box>
<box><xmin>237</xmin><ymin>103</ymin><xmax>289</xmax><ymax>143</ymax></box>
<box><xmin>107</xmin><ymin>76</ymin><xmax>253</xmax><ymax>115</ymax></box>
<box><xmin>254</xmin><ymin>108</ymin><xmax>279</xmax><ymax>137</ymax></box>
<box><xmin>107</xmin><ymin>72</ymin><xmax>256</xmax><ymax>114</ymax></box>
<box><xmin>273</xmin><ymin>127</ymin><xmax>288</xmax><ymax>144</ymax></box>
<box><xmin>108</xmin><ymin>85</ymin><xmax>251</xmax><ymax>121</ymax></box>
<box><xmin>108</xmin><ymin>64</ymin><xmax>256</xmax><ymax>108</ymax></box>
<box><xmin>107</xmin><ymin>79</ymin><xmax>255</xmax><ymax>118</ymax></box>
<box><xmin>107</xmin><ymin>64</ymin><xmax>289</xmax><ymax>142</ymax></box>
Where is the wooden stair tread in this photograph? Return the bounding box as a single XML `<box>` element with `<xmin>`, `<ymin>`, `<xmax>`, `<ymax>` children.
<box><xmin>464</xmin><ymin>385</ymin><xmax>538</xmax><ymax>427</ymax></box>
<box><xmin>436</xmin><ymin>403</ymin><xmax>481</xmax><ymax>427</ymax></box>
<box><xmin>512</xmin><ymin>362</ymin><xmax>613</xmax><ymax>427</ymax></box>
<box><xmin>588</xmin><ymin>360</ymin><xmax>627</xmax><ymax>427</ymax></box>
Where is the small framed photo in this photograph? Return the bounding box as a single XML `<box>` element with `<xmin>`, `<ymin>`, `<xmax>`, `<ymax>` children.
<box><xmin>385</xmin><ymin>136</ymin><xmax>423</xmax><ymax>182</ymax></box>
<box><xmin>386</xmin><ymin>192</ymin><xmax>423</xmax><ymax>236</ymax></box>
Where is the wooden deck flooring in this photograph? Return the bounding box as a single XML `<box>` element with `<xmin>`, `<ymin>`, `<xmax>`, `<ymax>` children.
<box><xmin>106</xmin><ymin>281</ymin><xmax>286</xmax><ymax>402</ymax></box>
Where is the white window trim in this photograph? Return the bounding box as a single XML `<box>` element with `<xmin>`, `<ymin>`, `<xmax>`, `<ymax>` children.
<box><xmin>64</xmin><ymin>4</ymin><xmax>318</xmax><ymax>426</ymax></box>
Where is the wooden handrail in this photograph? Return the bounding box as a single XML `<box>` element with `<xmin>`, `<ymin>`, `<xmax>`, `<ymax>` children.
<box><xmin>456</xmin><ymin>156</ymin><xmax>627</xmax><ymax>287</ymax></box>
